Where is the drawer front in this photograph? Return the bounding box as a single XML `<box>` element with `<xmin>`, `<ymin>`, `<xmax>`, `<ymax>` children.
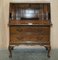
<box><xmin>10</xmin><ymin>27</ymin><xmax>50</xmax><ymax>34</ymax></box>
<box><xmin>10</xmin><ymin>26</ymin><xmax>50</xmax><ymax>43</ymax></box>
<box><xmin>10</xmin><ymin>32</ymin><xmax>49</xmax><ymax>43</ymax></box>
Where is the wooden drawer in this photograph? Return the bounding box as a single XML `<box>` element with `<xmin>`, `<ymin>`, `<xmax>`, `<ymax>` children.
<box><xmin>10</xmin><ymin>26</ymin><xmax>50</xmax><ymax>35</ymax></box>
<box><xmin>10</xmin><ymin>26</ymin><xmax>50</xmax><ymax>43</ymax></box>
<box><xmin>10</xmin><ymin>33</ymin><xmax>49</xmax><ymax>43</ymax></box>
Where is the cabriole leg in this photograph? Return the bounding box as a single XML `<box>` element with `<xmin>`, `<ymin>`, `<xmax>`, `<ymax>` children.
<box><xmin>44</xmin><ymin>45</ymin><xmax>51</xmax><ymax>58</ymax></box>
<box><xmin>8</xmin><ymin>46</ymin><xmax>14</xmax><ymax>58</ymax></box>
<box><xmin>47</xmin><ymin>46</ymin><xmax>51</xmax><ymax>58</ymax></box>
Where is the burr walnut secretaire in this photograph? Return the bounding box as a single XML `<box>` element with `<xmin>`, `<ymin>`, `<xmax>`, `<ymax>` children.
<box><xmin>8</xmin><ymin>3</ymin><xmax>52</xmax><ymax>58</ymax></box>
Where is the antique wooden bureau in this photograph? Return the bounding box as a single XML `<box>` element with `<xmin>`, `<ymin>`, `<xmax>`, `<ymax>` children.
<box><xmin>8</xmin><ymin>3</ymin><xmax>52</xmax><ymax>58</ymax></box>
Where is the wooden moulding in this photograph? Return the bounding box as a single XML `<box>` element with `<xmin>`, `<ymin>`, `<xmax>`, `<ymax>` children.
<box><xmin>9</xmin><ymin>20</ymin><xmax>52</xmax><ymax>26</ymax></box>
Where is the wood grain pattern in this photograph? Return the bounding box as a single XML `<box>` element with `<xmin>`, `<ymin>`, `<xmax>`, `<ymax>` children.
<box><xmin>10</xmin><ymin>26</ymin><xmax>50</xmax><ymax>44</ymax></box>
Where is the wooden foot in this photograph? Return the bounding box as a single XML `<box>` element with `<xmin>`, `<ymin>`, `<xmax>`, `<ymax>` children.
<box><xmin>8</xmin><ymin>46</ymin><xmax>14</xmax><ymax>58</ymax></box>
<box><xmin>47</xmin><ymin>46</ymin><xmax>51</xmax><ymax>58</ymax></box>
<box><xmin>44</xmin><ymin>45</ymin><xmax>51</xmax><ymax>58</ymax></box>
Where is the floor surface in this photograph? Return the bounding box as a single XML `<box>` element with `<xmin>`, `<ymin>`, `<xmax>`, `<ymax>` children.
<box><xmin>0</xmin><ymin>46</ymin><xmax>58</xmax><ymax>60</ymax></box>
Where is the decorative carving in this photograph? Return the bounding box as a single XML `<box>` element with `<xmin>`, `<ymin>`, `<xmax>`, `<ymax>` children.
<box><xmin>8</xmin><ymin>46</ymin><xmax>14</xmax><ymax>58</ymax></box>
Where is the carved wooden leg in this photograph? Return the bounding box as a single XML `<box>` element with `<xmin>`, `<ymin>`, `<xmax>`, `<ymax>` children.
<box><xmin>45</xmin><ymin>46</ymin><xmax>48</xmax><ymax>51</ymax></box>
<box><xmin>47</xmin><ymin>46</ymin><xmax>51</xmax><ymax>58</ymax></box>
<box><xmin>8</xmin><ymin>46</ymin><xmax>14</xmax><ymax>58</ymax></box>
